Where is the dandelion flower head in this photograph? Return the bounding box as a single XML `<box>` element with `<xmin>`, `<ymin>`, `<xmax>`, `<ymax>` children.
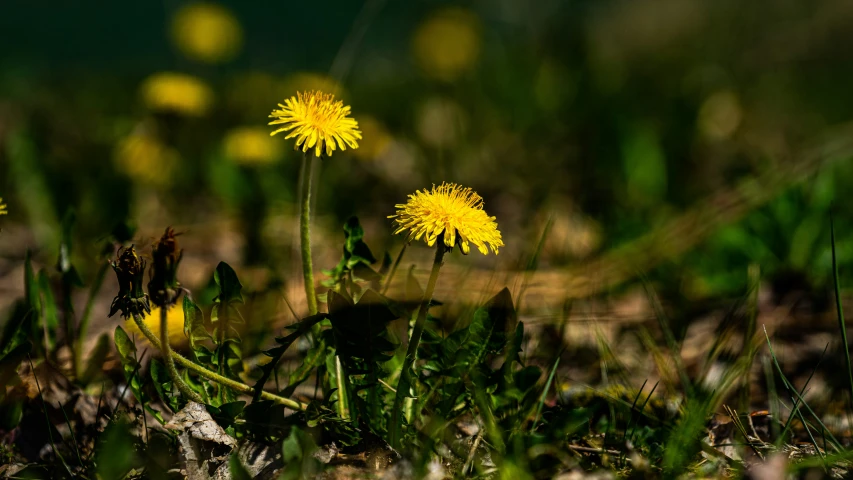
<box><xmin>268</xmin><ymin>91</ymin><xmax>361</xmax><ymax>158</ymax></box>
<box><xmin>389</xmin><ymin>182</ymin><xmax>503</xmax><ymax>255</ymax></box>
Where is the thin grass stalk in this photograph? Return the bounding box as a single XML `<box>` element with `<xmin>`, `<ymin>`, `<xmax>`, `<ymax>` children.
<box><xmin>129</xmin><ymin>313</ymin><xmax>306</xmax><ymax>411</ymax></box>
<box><xmin>389</xmin><ymin>243</ymin><xmax>446</xmax><ymax>450</ymax></box>
<box><xmin>381</xmin><ymin>243</ymin><xmax>407</xmax><ymax>295</ymax></box>
<box><xmin>27</xmin><ymin>355</ymin><xmax>72</xmax><ymax>475</ymax></box>
<box><xmin>531</xmin><ymin>356</ymin><xmax>560</xmax><ymax>432</ymax></box>
<box><xmin>777</xmin><ymin>343</ymin><xmax>828</xmax><ymax>446</ymax></box>
<box><xmin>763</xmin><ymin>326</ymin><xmax>843</xmax><ymax>451</ymax></box>
<box><xmin>830</xmin><ymin>218</ymin><xmax>853</xmax><ymax>416</ymax></box>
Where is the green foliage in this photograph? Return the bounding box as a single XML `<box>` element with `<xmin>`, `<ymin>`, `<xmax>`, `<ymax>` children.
<box><xmin>212</xmin><ymin>262</ymin><xmax>245</xmax><ymax>402</ymax></box>
<box><xmin>150</xmin><ymin>358</ymin><xmax>182</xmax><ymax>413</ymax></box>
<box><xmin>114</xmin><ymin>326</ymin><xmax>164</xmax><ymax>423</ymax></box>
<box><xmin>280</xmin><ymin>427</ymin><xmax>322</xmax><ymax>480</ymax></box>
<box><xmin>183</xmin><ymin>294</ymin><xmax>211</xmax><ymax>351</ymax></box>
<box><xmin>305</xmin><ymin>402</ymin><xmax>361</xmax><ymax>447</ymax></box>
<box><xmin>252</xmin><ymin>313</ymin><xmax>327</xmax><ymax>402</ymax></box>
<box><xmin>229</xmin><ymin>453</ymin><xmax>253</xmax><ymax>480</ymax></box>
<box><xmin>95</xmin><ymin>414</ymin><xmax>137</xmax><ymax>479</ymax></box>
<box><xmin>322</xmin><ymin>216</ymin><xmax>382</xmax><ymax>299</ymax></box>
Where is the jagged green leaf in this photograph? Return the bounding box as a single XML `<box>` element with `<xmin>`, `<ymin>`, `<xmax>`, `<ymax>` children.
<box><xmin>251</xmin><ymin>313</ymin><xmax>327</xmax><ymax>403</ymax></box>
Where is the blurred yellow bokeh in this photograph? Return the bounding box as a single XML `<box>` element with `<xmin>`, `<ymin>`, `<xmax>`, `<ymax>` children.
<box><xmin>351</xmin><ymin>116</ymin><xmax>392</xmax><ymax>161</ymax></box>
<box><xmin>124</xmin><ymin>304</ymin><xmax>187</xmax><ymax>346</ymax></box>
<box><xmin>280</xmin><ymin>72</ymin><xmax>344</xmax><ymax>99</ymax></box>
<box><xmin>412</xmin><ymin>8</ymin><xmax>481</xmax><ymax>81</ymax></box>
<box><xmin>141</xmin><ymin>72</ymin><xmax>214</xmax><ymax>117</ymax></box>
<box><xmin>114</xmin><ymin>127</ymin><xmax>179</xmax><ymax>186</ymax></box>
<box><xmin>171</xmin><ymin>2</ymin><xmax>243</xmax><ymax>64</ymax></box>
<box><xmin>223</xmin><ymin>126</ymin><xmax>284</xmax><ymax>165</ymax></box>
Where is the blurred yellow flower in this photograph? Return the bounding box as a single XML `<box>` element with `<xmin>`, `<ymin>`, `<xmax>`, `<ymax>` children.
<box><xmin>0</xmin><ymin>198</ymin><xmax>7</xmax><ymax>215</ymax></box>
<box><xmin>269</xmin><ymin>91</ymin><xmax>362</xmax><ymax>158</ymax></box>
<box><xmin>281</xmin><ymin>72</ymin><xmax>343</xmax><ymax>99</ymax></box>
<box><xmin>351</xmin><ymin>116</ymin><xmax>391</xmax><ymax>161</ymax></box>
<box><xmin>114</xmin><ymin>128</ymin><xmax>179</xmax><ymax>186</ymax></box>
<box><xmin>390</xmin><ymin>182</ymin><xmax>503</xmax><ymax>255</ymax></box>
<box><xmin>223</xmin><ymin>126</ymin><xmax>283</xmax><ymax>165</ymax></box>
<box><xmin>412</xmin><ymin>8</ymin><xmax>481</xmax><ymax>81</ymax></box>
<box><xmin>171</xmin><ymin>2</ymin><xmax>243</xmax><ymax>64</ymax></box>
<box><xmin>141</xmin><ymin>72</ymin><xmax>214</xmax><ymax>117</ymax></box>
<box><xmin>125</xmin><ymin>305</ymin><xmax>187</xmax><ymax>345</ymax></box>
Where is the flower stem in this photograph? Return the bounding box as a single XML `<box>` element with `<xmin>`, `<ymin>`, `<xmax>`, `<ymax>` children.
<box><xmin>389</xmin><ymin>243</ymin><xmax>446</xmax><ymax>450</ymax></box>
<box><xmin>159</xmin><ymin>307</ymin><xmax>203</xmax><ymax>403</ymax></box>
<box><xmin>299</xmin><ymin>153</ymin><xmax>319</xmax><ymax>316</ymax></box>
<box><xmin>129</xmin><ymin>313</ymin><xmax>307</xmax><ymax>411</ymax></box>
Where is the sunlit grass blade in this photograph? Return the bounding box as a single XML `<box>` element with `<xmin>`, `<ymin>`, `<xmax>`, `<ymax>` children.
<box><xmin>776</xmin><ymin>343</ymin><xmax>828</xmax><ymax>447</ymax></box>
<box><xmin>531</xmin><ymin>355</ymin><xmax>560</xmax><ymax>432</ymax></box>
<box><xmin>763</xmin><ymin>326</ymin><xmax>843</xmax><ymax>452</ymax></box>
<box><xmin>642</xmin><ymin>280</ymin><xmax>693</xmax><ymax>395</ymax></box>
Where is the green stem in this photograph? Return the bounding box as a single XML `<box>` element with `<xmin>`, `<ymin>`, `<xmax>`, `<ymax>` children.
<box><xmin>335</xmin><ymin>355</ymin><xmax>348</xmax><ymax>420</ymax></box>
<box><xmin>158</xmin><ymin>308</ymin><xmax>203</xmax><ymax>403</ymax></box>
<box><xmin>299</xmin><ymin>153</ymin><xmax>319</xmax><ymax>316</ymax></box>
<box><xmin>389</xmin><ymin>243</ymin><xmax>446</xmax><ymax>450</ymax></box>
<box><xmin>129</xmin><ymin>314</ymin><xmax>306</xmax><ymax>411</ymax></box>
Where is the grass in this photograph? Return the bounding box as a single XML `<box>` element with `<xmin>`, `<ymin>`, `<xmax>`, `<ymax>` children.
<box><xmin>3</xmin><ymin>205</ymin><xmax>852</xmax><ymax>479</ymax></box>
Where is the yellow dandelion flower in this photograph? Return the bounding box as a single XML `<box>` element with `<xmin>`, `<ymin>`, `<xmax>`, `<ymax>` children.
<box><xmin>0</xmin><ymin>198</ymin><xmax>7</xmax><ymax>215</ymax></box>
<box><xmin>389</xmin><ymin>182</ymin><xmax>503</xmax><ymax>255</ymax></box>
<box><xmin>125</xmin><ymin>305</ymin><xmax>187</xmax><ymax>346</ymax></box>
<box><xmin>223</xmin><ymin>126</ymin><xmax>283</xmax><ymax>165</ymax></box>
<box><xmin>171</xmin><ymin>2</ymin><xmax>243</xmax><ymax>64</ymax></box>
<box><xmin>268</xmin><ymin>91</ymin><xmax>362</xmax><ymax>158</ymax></box>
<box><xmin>141</xmin><ymin>72</ymin><xmax>214</xmax><ymax>117</ymax></box>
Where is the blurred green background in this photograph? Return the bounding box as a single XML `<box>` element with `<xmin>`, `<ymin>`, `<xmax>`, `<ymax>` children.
<box><xmin>1</xmin><ymin>0</ymin><xmax>853</xmax><ymax>306</ymax></box>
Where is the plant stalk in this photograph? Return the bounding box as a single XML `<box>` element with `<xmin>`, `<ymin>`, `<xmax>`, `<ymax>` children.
<box><xmin>299</xmin><ymin>152</ymin><xmax>319</xmax><ymax>316</ymax></box>
<box><xmin>389</xmin><ymin>243</ymin><xmax>446</xmax><ymax>450</ymax></box>
<box><xmin>130</xmin><ymin>313</ymin><xmax>306</xmax><ymax>411</ymax></box>
<box><xmin>158</xmin><ymin>308</ymin><xmax>203</xmax><ymax>403</ymax></box>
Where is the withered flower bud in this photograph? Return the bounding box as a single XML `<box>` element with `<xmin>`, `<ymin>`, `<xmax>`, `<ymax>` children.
<box><xmin>109</xmin><ymin>245</ymin><xmax>151</xmax><ymax>318</ymax></box>
<box><xmin>148</xmin><ymin>227</ymin><xmax>184</xmax><ymax>307</ymax></box>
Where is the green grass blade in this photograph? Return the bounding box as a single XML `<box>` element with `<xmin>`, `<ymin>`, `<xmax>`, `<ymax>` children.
<box><xmin>830</xmin><ymin>217</ymin><xmax>853</xmax><ymax>415</ymax></box>
<box><xmin>763</xmin><ymin>326</ymin><xmax>843</xmax><ymax>452</ymax></box>
<box><xmin>531</xmin><ymin>355</ymin><xmax>560</xmax><ymax>432</ymax></box>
